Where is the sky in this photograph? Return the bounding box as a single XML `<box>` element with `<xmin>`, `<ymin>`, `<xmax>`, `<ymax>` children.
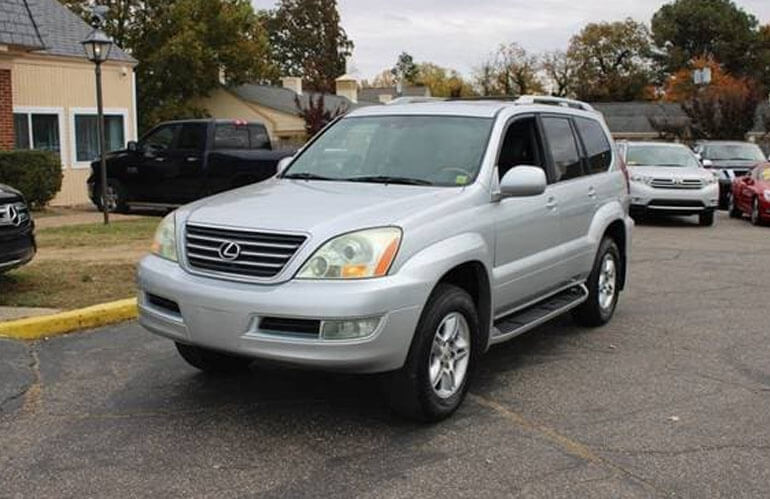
<box><xmin>251</xmin><ymin>0</ymin><xmax>770</xmax><ymax>80</ymax></box>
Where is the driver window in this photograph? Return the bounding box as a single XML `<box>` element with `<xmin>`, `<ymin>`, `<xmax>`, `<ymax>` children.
<box><xmin>497</xmin><ymin>117</ymin><xmax>544</xmax><ymax>181</ymax></box>
<box><xmin>143</xmin><ymin>125</ymin><xmax>177</xmax><ymax>152</ymax></box>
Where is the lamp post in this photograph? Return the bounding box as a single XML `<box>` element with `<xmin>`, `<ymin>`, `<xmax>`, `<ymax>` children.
<box><xmin>81</xmin><ymin>25</ymin><xmax>114</xmax><ymax>224</ymax></box>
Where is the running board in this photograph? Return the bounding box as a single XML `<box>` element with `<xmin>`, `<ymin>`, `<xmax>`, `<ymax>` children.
<box><xmin>489</xmin><ymin>284</ymin><xmax>589</xmax><ymax>345</ymax></box>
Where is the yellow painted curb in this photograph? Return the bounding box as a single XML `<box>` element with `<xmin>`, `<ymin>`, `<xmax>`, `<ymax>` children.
<box><xmin>0</xmin><ymin>298</ymin><xmax>138</xmax><ymax>341</ymax></box>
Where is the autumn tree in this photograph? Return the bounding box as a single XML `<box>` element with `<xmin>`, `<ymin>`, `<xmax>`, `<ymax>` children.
<box><xmin>415</xmin><ymin>63</ymin><xmax>475</xmax><ymax>98</ymax></box>
<box><xmin>540</xmin><ymin>50</ymin><xmax>578</xmax><ymax>97</ymax></box>
<box><xmin>295</xmin><ymin>94</ymin><xmax>347</xmax><ymax>136</ymax></box>
<box><xmin>264</xmin><ymin>0</ymin><xmax>353</xmax><ymax>93</ymax></box>
<box><xmin>651</xmin><ymin>0</ymin><xmax>763</xmax><ymax>79</ymax></box>
<box><xmin>474</xmin><ymin>43</ymin><xmax>543</xmax><ymax>97</ymax></box>
<box><xmin>568</xmin><ymin>18</ymin><xmax>654</xmax><ymax>101</ymax></box>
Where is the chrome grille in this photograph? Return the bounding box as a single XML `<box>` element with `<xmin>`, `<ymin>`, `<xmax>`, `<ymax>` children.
<box><xmin>0</xmin><ymin>202</ymin><xmax>30</xmax><ymax>231</ymax></box>
<box><xmin>650</xmin><ymin>178</ymin><xmax>704</xmax><ymax>190</ymax></box>
<box><xmin>184</xmin><ymin>224</ymin><xmax>306</xmax><ymax>279</ymax></box>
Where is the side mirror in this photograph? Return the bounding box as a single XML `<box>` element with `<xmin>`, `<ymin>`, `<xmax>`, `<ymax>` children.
<box><xmin>276</xmin><ymin>156</ymin><xmax>294</xmax><ymax>175</ymax></box>
<box><xmin>498</xmin><ymin>166</ymin><xmax>547</xmax><ymax>198</ymax></box>
<box><xmin>127</xmin><ymin>141</ymin><xmax>139</xmax><ymax>152</ymax></box>
<box><xmin>702</xmin><ymin>159</ymin><xmax>713</xmax><ymax>168</ymax></box>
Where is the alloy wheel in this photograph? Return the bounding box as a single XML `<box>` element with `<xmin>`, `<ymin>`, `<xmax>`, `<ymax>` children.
<box><xmin>429</xmin><ymin>312</ymin><xmax>471</xmax><ymax>399</ymax></box>
<box><xmin>598</xmin><ymin>253</ymin><xmax>617</xmax><ymax>311</ymax></box>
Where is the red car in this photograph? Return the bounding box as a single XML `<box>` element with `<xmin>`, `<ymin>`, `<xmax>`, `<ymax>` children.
<box><xmin>729</xmin><ymin>163</ymin><xmax>770</xmax><ymax>225</ymax></box>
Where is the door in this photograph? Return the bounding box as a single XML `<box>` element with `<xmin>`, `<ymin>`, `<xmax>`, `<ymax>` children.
<box><xmin>165</xmin><ymin>123</ymin><xmax>208</xmax><ymax>203</ymax></box>
<box><xmin>736</xmin><ymin>167</ymin><xmax>758</xmax><ymax>212</ymax></box>
<box><xmin>540</xmin><ymin>115</ymin><xmax>597</xmax><ymax>282</ymax></box>
<box><xmin>129</xmin><ymin>124</ymin><xmax>180</xmax><ymax>203</ymax></box>
<box><xmin>493</xmin><ymin>115</ymin><xmax>564</xmax><ymax>316</ymax></box>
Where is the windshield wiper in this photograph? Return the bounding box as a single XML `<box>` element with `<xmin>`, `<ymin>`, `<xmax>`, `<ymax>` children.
<box><xmin>344</xmin><ymin>175</ymin><xmax>434</xmax><ymax>186</ymax></box>
<box><xmin>282</xmin><ymin>172</ymin><xmax>335</xmax><ymax>181</ymax></box>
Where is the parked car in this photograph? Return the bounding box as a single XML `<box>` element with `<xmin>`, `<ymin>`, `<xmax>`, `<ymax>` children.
<box><xmin>729</xmin><ymin>163</ymin><xmax>770</xmax><ymax>226</ymax></box>
<box><xmin>693</xmin><ymin>141</ymin><xmax>767</xmax><ymax>209</ymax></box>
<box><xmin>137</xmin><ymin>97</ymin><xmax>633</xmax><ymax>422</ymax></box>
<box><xmin>87</xmin><ymin>119</ymin><xmax>296</xmax><ymax>213</ymax></box>
<box><xmin>621</xmin><ymin>141</ymin><xmax>719</xmax><ymax>226</ymax></box>
<box><xmin>0</xmin><ymin>184</ymin><xmax>35</xmax><ymax>273</ymax></box>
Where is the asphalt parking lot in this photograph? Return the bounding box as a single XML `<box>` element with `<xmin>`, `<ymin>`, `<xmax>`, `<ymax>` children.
<box><xmin>1</xmin><ymin>213</ymin><xmax>769</xmax><ymax>498</ymax></box>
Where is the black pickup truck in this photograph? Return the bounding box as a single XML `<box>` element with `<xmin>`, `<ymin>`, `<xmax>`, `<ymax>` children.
<box><xmin>87</xmin><ymin>119</ymin><xmax>296</xmax><ymax>212</ymax></box>
<box><xmin>0</xmin><ymin>183</ymin><xmax>35</xmax><ymax>274</ymax></box>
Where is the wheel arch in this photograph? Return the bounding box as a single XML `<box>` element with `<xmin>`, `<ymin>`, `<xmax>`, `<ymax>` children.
<box><xmin>602</xmin><ymin>219</ymin><xmax>627</xmax><ymax>290</ymax></box>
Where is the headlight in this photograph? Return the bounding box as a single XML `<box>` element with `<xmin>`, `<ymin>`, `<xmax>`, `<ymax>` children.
<box><xmin>764</xmin><ymin>190</ymin><xmax>770</xmax><ymax>202</ymax></box>
<box><xmin>630</xmin><ymin>174</ymin><xmax>651</xmax><ymax>184</ymax></box>
<box><xmin>704</xmin><ymin>175</ymin><xmax>718</xmax><ymax>185</ymax></box>
<box><xmin>297</xmin><ymin>227</ymin><xmax>402</xmax><ymax>279</ymax></box>
<box><xmin>150</xmin><ymin>212</ymin><xmax>178</xmax><ymax>262</ymax></box>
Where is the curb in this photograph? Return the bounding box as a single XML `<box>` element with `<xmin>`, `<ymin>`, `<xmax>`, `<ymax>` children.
<box><xmin>0</xmin><ymin>298</ymin><xmax>138</xmax><ymax>341</ymax></box>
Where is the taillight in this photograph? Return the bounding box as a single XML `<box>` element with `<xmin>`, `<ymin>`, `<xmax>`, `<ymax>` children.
<box><xmin>618</xmin><ymin>154</ymin><xmax>630</xmax><ymax>194</ymax></box>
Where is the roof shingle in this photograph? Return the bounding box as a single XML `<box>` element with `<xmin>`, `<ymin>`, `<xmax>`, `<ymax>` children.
<box><xmin>0</xmin><ymin>0</ymin><xmax>44</xmax><ymax>49</ymax></box>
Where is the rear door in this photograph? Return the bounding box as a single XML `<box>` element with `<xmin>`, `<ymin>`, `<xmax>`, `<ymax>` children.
<box><xmin>540</xmin><ymin>114</ymin><xmax>597</xmax><ymax>282</ymax></box>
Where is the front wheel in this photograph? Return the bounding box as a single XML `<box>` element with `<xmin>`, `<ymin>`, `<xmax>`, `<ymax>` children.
<box><xmin>94</xmin><ymin>179</ymin><xmax>129</xmax><ymax>214</ymax></box>
<box><xmin>175</xmin><ymin>342</ymin><xmax>253</xmax><ymax>374</ymax></box>
<box><xmin>751</xmin><ymin>198</ymin><xmax>764</xmax><ymax>226</ymax></box>
<box><xmin>699</xmin><ymin>210</ymin><xmax>715</xmax><ymax>226</ymax></box>
<box><xmin>384</xmin><ymin>284</ymin><xmax>479</xmax><ymax>422</ymax></box>
<box><xmin>573</xmin><ymin>237</ymin><xmax>621</xmax><ymax>327</ymax></box>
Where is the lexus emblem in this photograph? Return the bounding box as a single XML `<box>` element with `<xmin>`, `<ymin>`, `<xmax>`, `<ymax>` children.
<box><xmin>218</xmin><ymin>241</ymin><xmax>241</xmax><ymax>261</ymax></box>
<box><xmin>6</xmin><ymin>205</ymin><xmax>21</xmax><ymax>227</ymax></box>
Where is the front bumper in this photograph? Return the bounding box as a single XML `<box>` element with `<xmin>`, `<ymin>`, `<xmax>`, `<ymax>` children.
<box><xmin>630</xmin><ymin>182</ymin><xmax>719</xmax><ymax>216</ymax></box>
<box><xmin>0</xmin><ymin>226</ymin><xmax>36</xmax><ymax>272</ymax></box>
<box><xmin>137</xmin><ymin>255</ymin><xmax>430</xmax><ymax>373</ymax></box>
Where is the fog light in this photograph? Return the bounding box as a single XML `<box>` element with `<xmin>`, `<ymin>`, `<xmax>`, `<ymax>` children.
<box><xmin>320</xmin><ymin>317</ymin><xmax>381</xmax><ymax>340</ymax></box>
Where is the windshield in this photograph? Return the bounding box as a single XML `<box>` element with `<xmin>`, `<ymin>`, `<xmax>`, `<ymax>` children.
<box><xmin>283</xmin><ymin>116</ymin><xmax>494</xmax><ymax>186</ymax></box>
<box><xmin>704</xmin><ymin>144</ymin><xmax>766</xmax><ymax>162</ymax></box>
<box><xmin>626</xmin><ymin>145</ymin><xmax>700</xmax><ymax>168</ymax></box>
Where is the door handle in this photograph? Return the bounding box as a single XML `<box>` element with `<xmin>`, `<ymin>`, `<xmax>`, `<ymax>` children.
<box><xmin>546</xmin><ymin>196</ymin><xmax>558</xmax><ymax>209</ymax></box>
<box><xmin>588</xmin><ymin>186</ymin><xmax>597</xmax><ymax>199</ymax></box>
<box><xmin>186</xmin><ymin>156</ymin><xmax>199</xmax><ymax>162</ymax></box>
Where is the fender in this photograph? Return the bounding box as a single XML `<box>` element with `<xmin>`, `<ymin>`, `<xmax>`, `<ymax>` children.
<box><xmin>587</xmin><ymin>199</ymin><xmax>633</xmax><ymax>288</ymax></box>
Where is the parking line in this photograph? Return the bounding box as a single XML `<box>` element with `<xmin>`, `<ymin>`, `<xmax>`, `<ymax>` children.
<box><xmin>469</xmin><ymin>393</ymin><xmax>660</xmax><ymax>494</ymax></box>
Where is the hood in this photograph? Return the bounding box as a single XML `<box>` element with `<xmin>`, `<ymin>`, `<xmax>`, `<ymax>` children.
<box><xmin>628</xmin><ymin>165</ymin><xmax>712</xmax><ymax>180</ymax></box>
<box><xmin>185</xmin><ymin>178</ymin><xmax>463</xmax><ymax>234</ymax></box>
<box><xmin>0</xmin><ymin>183</ymin><xmax>23</xmax><ymax>202</ymax></box>
<box><xmin>708</xmin><ymin>159</ymin><xmax>762</xmax><ymax>169</ymax></box>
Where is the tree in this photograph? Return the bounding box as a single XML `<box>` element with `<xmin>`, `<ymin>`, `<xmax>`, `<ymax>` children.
<box><xmin>473</xmin><ymin>43</ymin><xmax>543</xmax><ymax>97</ymax></box>
<box><xmin>415</xmin><ymin>63</ymin><xmax>475</xmax><ymax>98</ymax></box>
<box><xmin>540</xmin><ymin>50</ymin><xmax>578</xmax><ymax>97</ymax></box>
<box><xmin>364</xmin><ymin>69</ymin><xmax>396</xmax><ymax>88</ymax></box>
<box><xmin>295</xmin><ymin>94</ymin><xmax>347</xmax><ymax>136</ymax></box>
<box><xmin>264</xmin><ymin>0</ymin><xmax>353</xmax><ymax>93</ymax></box>
<box><xmin>131</xmin><ymin>0</ymin><xmax>273</xmax><ymax>131</ymax></box>
<box><xmin>63</xmin><ymin>0</ymin><xmax>273</xmax><ymax>132</ymax></box>
<box><xmin>651</xmin><ymin>0</ymin><xmax>762</xmax><ymax>78</ymax></box>
<box><xmin>568</xmin><ymin>18</ymin><xmax>654</xmax><ymax>101</ymax></box>
<box><xmin>390</xmin><ymin>52</ymin><xmax>418</xmax><ymax>92</ymax></box>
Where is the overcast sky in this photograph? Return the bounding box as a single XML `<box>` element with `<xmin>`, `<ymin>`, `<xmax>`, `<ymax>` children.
<box><xmin>251</xmin><ymin>0</ymin><xmax>770</xmax><ymax>80</ymax></box>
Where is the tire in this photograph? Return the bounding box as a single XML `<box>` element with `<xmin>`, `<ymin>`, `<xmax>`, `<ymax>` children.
<box><xmin>384</xmin><ymin>284</ymin><xmax>480</xmax><ymax>422</ymax></box>
<box><xmin>175</xmin><ymin>342</ymin><xmax>253</xmax><ymax>374</ymax></box>
<box><xmin>94</xmin><ymin>179</ymin><xmax>129</xmax><ymax>214</ymax></box>
<box><xmin>573</xmin><ymin>237</ymin><xmax>621</xmax><ymax>327</ymax></box>
<box><xmin>728</xmin><ymin>195</ymin><xmax>742</xmax><ymax>219</ymax></box>
<box><xmin>699</xmin><ymin>210</ymin><xmax>715</xmax><ymax>227</ymax></box>
<box><xmin>751</xmin><ymin>198</ymin><xmax>763</xmax><ymax>226</ymax></box>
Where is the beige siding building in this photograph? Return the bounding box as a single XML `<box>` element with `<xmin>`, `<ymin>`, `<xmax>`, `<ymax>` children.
<box><xmin>0</xmin><ymin>0</ymin><xmax>137</xmax><ymax>206</ymax></box>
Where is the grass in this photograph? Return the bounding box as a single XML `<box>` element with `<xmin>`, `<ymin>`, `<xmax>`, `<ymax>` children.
<box><xmin>0</xmin><ymin>218</ymin><xmax>159</xmax><ymax>310</ymax></box>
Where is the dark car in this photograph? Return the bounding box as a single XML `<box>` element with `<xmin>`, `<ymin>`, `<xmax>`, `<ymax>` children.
<box><xmin>87</xmin><ymin>119</ymin><xmax>297</xmax><ymax>212</ymax></box>
<box><xmin>693</xmin><ymin>141</ymin><xmax>767</xmax><ymax>209</ymax></box>
<box><xmin>0</xmin><ymin>184</ymin><xmax>35</xmax><ymax>273</ymax></box>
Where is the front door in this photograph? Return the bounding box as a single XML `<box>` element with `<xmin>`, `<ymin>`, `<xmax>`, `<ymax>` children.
<box><xmin>127</xmin><ymin>124</ymin><xmax>180</xmax><ymax>203</ymax></box>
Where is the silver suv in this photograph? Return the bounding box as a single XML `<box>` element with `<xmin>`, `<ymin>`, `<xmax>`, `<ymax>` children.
<box><xmin>137</xmin><ymin>97</ymin><xmax>633</xmax><ymax>421</ymax></box>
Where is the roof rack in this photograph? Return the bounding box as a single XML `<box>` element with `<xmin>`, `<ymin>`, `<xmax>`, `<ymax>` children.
<box><xmin>515</xmin><ymin>95</ymin><xmax>595</xmax><ymax>112</ymax></box>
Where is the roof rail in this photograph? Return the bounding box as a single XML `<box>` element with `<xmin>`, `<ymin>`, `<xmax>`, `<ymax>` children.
<box><xmin>515</xmin><ymin>95</ymin><xmax>595</xmax><ymax>112</ymax></box>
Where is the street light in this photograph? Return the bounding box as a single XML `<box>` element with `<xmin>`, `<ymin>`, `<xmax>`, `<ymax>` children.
<box><xmin>81</xmin><ymin>24</ymin><xmax>114</xmax><ymax>224</ymax></box>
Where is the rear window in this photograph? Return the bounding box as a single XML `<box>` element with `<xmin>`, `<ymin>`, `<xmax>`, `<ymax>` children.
<box><xmin>214</xmin><ymin>123</ymin><xmax>270</xmax><ymax>150</ymax></box>
<box><xmin>575</xmin><ymin>118</ymin><xmax>612</xmax><ymax>174</ymax></box>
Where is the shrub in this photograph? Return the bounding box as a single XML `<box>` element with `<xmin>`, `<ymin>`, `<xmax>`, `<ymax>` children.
<box><xmin>0</xmin><ymin>150</ymin><xmax>62</xmax><ymax>208</ymax></box>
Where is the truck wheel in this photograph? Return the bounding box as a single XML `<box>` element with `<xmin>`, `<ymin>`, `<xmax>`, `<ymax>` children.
<box><xmin>573</xmin><ymin>237</ymin><xmax>621</xmax><ymax>327</ymax></box>
<box><xmin>95</xmin><ymin>179</ymin><xmax>128</xmax><ymax>213</ymax></box>
<box><xmin>728</xmin><ymin>195</ymin><xmax>742</xmax><ymax>219</ymax></box>
<box><xmin>175</xmin><ymin>342</ymin><xmax>253</xmax><ymax>374</ymax></box>
<box><xmin>384</xmin><ymin>284</ymin><xmax>479</xmax><ymax>422</ymax></box>
<box><xmin>699</xmin><ymin>210</ymin><xmax>715</xmax><ymax>226</ymax></box>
